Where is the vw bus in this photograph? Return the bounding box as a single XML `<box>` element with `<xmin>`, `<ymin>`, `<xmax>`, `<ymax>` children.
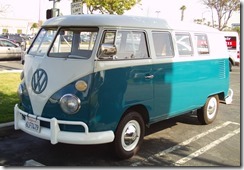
<box><xmin>15</xmin><ymin>15</ymin><xmax>233</xmax><ymax>159</ymax></box>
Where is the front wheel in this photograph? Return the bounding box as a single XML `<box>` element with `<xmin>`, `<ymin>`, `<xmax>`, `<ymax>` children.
<box><xmin>113</xmin><ymin>111</ymin><xmax>145</xmax><ymax>159</ymax></box>
<box><xmin>197</xmin><ymin>95</ymin><xmax>219</xmax><ymax>125</ymax></box>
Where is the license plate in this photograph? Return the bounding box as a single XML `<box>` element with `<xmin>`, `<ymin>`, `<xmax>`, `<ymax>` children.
<box><xmin>25</xmin><ymin>116</ymin><xmax>40</xmax><ymax>133</ymax></box>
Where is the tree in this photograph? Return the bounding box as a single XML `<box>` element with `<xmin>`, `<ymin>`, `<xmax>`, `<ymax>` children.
<box><xmin>180</xmin><ymin>5</ymin><xmax>186</xmax><ymax>21</ymax></box>
<box><xmin>201</xmin><ymin>0</ymin><xmax>240</xmax><ymax>31</ymax></box>
<box><xmin>83</xmin><ymin>0</ymin><xmax>102</xmax><ymax>14</ymax></box>
<box><xmin>30</xmin><ymin>23</ymin><xmax>38</xmax><ymax>34</ymax></box>
<box><xmin>83</xmin><ymin>0</ymin><xmax>141</xmax><ymax>15</ymax></box>
<box><xmin>0</xmin><ymin>3</ymin><xmax>10</xmax><ymax>16</ymax></box>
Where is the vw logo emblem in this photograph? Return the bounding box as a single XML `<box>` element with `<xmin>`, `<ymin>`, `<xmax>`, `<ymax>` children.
<box><xmin>31</xmin><ymin>69</ymin><xmax>48</xmax><ymax>94</ymax></box>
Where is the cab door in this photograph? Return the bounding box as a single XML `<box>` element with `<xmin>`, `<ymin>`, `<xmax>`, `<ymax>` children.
<box><xmin>95</xmin><ymin>29</ymin><xmax>154</xmax><ymax>117</ymax></box>
<box><xmin>151</xmin><ymin>31</ymin><xmax>175</xmax><ymax>120</ymax></box>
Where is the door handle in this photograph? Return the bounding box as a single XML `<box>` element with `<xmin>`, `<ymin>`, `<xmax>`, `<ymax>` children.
<box><xmin>145</xmin><ymin>75</ymin><xmax>154</xmax><ymax>79</ymax></box>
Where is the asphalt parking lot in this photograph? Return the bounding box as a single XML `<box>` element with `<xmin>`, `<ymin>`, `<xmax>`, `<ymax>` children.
<box><xmin>0</xmin><ymin>60</ymin><xmax>23</xmax><ymax>72</ymax></box>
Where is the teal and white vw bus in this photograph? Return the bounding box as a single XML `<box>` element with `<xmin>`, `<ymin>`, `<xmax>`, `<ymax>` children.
<box><xmin>15</xmin><ymin>15</ymin><xmax>233</xmax><ymax>159</ymax></box>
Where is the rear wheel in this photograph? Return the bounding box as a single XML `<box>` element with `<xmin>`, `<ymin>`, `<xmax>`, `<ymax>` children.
<box><xmin>197</xmin><ymin>95</ymin><xmax>219</xmax><ymax>125</ymax></box>
<box><xmin>113</xmin><ymin>111</ymin><xmax>145</xmax><ymax>159</ymax></box>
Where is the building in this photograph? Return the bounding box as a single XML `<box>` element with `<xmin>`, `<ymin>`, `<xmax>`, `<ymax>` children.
<box><xmin>0</xmin><ymin>17</ymin><xmax>38</xmax><ymax>35</ymax></box>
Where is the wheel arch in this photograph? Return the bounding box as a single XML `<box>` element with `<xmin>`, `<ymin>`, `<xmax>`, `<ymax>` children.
<box><xmin>217</xmin><ymin>92</ymin><xmax>226</xmax><ymax>101</ymax></box>
<box><xmin>119</xmin><ymin>104</ymin><xmax>149</xmax><ymax>128</ymax></box>
<box><xmin>229</xmin><ymin>57</ymin><xmax>234</xmax><ymax>71</ymax></box>
<box><xmin>229</xmin><ymin>57</ymin><xmax>235</xmax><ymax>66</ymax></box>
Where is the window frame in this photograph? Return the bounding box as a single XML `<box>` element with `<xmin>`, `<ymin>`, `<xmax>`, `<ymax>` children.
<box><xmin>175</xmin><ymin>32</ymin><xmax>194</xmax><ymax>57</ymax></box>
<box><xmin>152</xmin><ymin>31</ymin><xmax>175</xmax><ymax>58</ymax></box>
<box><xmin>98</xmin><ymin>29</ymin><xmax>150</xmax><ymax>60</ymax></box>
<box><xmin>194</xmin><ymin>33</ymin><xmax>210</xmax><ymax>55</ymax></box>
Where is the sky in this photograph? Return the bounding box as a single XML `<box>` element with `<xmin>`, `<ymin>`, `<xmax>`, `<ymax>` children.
<box><xmin>0</xmin><ymin>0</ymin><xmax>240</xmax><ymax>26</ymax></box>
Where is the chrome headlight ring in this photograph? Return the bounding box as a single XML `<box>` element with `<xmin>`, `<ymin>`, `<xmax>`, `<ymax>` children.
<box><xmin>59</xmin><ymin>94</ymin><xmax>81</xmax><ymax>114</ymax></box>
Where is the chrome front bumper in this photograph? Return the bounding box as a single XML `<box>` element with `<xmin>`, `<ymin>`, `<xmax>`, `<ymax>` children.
<box><xmin>14</xmin><ymin>104</ymin><xmax>115</xmax><ymax>145</ymax></box>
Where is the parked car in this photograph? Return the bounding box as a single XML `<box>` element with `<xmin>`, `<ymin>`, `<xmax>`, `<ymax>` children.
<box><xmin>0</xmin><ymin>38</ymin><xmax>23</xmax><ymax>60</ymax></box>
<box><xmin>0</xmin><ymin>34</ymin><xmax>26</xmax><ymax>51</ymax></box>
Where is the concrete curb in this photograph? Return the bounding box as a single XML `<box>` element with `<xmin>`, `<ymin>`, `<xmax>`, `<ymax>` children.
<box><xmin>24</xmin><ymin>159</ymin><xmax>45</xmax><ymax>166</ymax></box>
<box><xmin>0</xmin><ymin>121</ymin><xmax>14</xmax><ymax>128</ymax></box>
<box><xmin>0</xmin><ymin>70</ymin><xmax>22</xmax><ymax>73</ymax></box>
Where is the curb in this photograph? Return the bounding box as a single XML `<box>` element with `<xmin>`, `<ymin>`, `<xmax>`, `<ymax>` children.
<box><xmin>0</xmin><ymin>121</ymin><xmax>14</xmax><ymax>129</ymax></box>
<box><xmin>24</xmin><ymin>159</ymin><xmax>45</xmax><ymax>166</ymax></box>
<box><xmin>0</xmin><ymin>70</ymin><xmax>22</xmax><ymax>73</ymax></box>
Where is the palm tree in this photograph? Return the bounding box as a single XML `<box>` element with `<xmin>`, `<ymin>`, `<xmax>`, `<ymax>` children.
<box><xmin>30</xmin><ymin>23</ymin><xmax>38</xmax><ymax>34</ymax></box>
<box><xmin>180</xmin><ymin>5</ymin><xmax>186</xmax><ymax>21</ymax></box>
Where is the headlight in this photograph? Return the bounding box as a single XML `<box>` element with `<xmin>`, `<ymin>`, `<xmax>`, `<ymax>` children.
<box><xmin>59</xmin><ymin>94</ymin><xmax>81</xmax><ymax>114</ymax></box>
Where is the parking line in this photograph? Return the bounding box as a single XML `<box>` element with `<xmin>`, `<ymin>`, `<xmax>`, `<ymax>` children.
<box><xmin>24</xmin><ymin>159</ymin><xmax>45</xmax><ymax>166</ymax></box>
<box><xmin>131</xmin><ymin>121</ymin><xmax>239</xmax><ymax>166</ymax></box>
<box><xmin>174</xmin><ymin>128</ymin><xmax>240</xmax><ymax>166</ymax></box>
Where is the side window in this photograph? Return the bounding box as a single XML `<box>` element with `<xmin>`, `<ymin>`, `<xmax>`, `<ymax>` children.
<box><xmin>115</xmin><ymin>31</ymin><xmax>149</xmax><ymax>59</ymax></box>
<box><xmin>175</xmin><ymin>33</ymin><xmax>193</xmax><ymax>56</ymax></box>
<box><xmin>152</xmin><ymin>32</ymin><xmax>174</xmax><ymax>57</ymax></box>
<box><xmin>194</xmin><ymin>34</ymin><xmax>210</xmax><ymax>55</ymax></box>
<box><xmin>99</xmin><ymin>30</ymin><xmax>149</xmax><ymax>60</ymax></box>
<box><xmin>1</xmin><ymin>40</ymin><xmax>15</xmax><ymax>47</ymax></box>
<box><xmin>102</xmin><ymin>31</ymin><xmax>116</xmax><ymax>44</ymax></box>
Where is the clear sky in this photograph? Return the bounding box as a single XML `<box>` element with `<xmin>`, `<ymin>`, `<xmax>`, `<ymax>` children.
<box><xmin>0</xmin><ymin>0</ymin><xmax>240</xmax><ymax>26</ymax></box>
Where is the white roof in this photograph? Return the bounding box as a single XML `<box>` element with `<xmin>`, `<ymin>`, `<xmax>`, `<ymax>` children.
<box><xmin>43</xmin><ymin>14</ymin><xmax>220</xmax><ymax>33</ymax></box>
<box><xmin>43</xmin><ymin>14</ymin><xmax>170</xmax><ymax>29</ymax></box>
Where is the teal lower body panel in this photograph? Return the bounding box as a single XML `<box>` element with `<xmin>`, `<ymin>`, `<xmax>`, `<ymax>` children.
<box><xmin>152</xmin><ymin>59</ymin><xmax>229</xmax><ymax>121</ymax></box>
<box><xmin>90</xmin><ymin>58</ymin><xmax>229</xmax><ymax>128</ymax></box>
<box><xmin>20</xmin><ymin>58</ymin><xmax>229</xmax><ymax>132</ymax></box>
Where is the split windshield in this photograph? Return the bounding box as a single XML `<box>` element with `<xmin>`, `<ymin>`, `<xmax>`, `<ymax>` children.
<box><xmin>28</xmin><ymin>27</ymin><xmax>57</xmax><ymax>56</ymax></box>
<box><xmin>28</xmin><ymin>27</ymin><xmax>98</xmax><ymax>59</ymax></box>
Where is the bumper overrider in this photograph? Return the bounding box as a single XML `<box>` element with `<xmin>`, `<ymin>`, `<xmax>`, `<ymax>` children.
<box><xmin>14</xmin><ymin>104</ymin><xmax>115</xmax><ymax>145</ymax></box>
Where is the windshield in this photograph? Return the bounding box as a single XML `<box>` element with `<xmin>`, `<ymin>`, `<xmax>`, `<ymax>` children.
<box><xmin>28</xmin><ymin>27</ymin><xmax>57</xmax><ymax>56</ymax></box>
<box><xmin>48</xmin><ymin>27</ymin><xmax>98</xmax><ymax>59</ymax></box>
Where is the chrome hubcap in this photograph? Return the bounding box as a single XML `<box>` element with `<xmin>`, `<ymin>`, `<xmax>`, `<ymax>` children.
<box><xmin>207</xmin><ymin>97</ymin><xmax>217</xmax><ymax>119</ymax></box>
<box><xmin>122</xmin><ymin>120</ymin><xmax>140</xmax><ymax>151</ymax></box>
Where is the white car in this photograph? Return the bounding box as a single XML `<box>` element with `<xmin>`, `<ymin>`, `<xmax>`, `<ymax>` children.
<box><xmin>0</xmin><ymin>38</ymin><xmax>23</xmax><ymax>60</ymax></box>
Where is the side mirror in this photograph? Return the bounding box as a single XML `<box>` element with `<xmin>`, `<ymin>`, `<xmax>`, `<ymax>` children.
<box><xmin>99</xmin><ymin>43</ymin><xmax>117</xmax><ymax>59</ymax></box>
